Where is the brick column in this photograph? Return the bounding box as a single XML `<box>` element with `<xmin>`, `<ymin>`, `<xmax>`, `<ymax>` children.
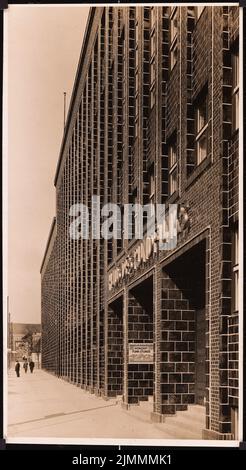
<box><xmin>106</xmin><ymin>298</ymin><xmax>124</xmax><ymax>397</ymax></box>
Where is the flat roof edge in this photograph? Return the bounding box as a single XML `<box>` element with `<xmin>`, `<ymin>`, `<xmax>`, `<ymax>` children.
<box><xmin>54</xmin><ymin>7</ymin><xmax>96</xmax><ymax>187</ymax></box>
<box><xmin>40</xmin><ymin>217</ymin><xmax>57</xmax><ymax>274</ymax></box>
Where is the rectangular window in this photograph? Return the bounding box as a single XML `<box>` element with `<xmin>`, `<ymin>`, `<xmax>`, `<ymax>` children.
<box><xmin>150</xmin><ymin>84</ymin><xmax>155</xmax><ymax>109</ymax></box>
<box><xmin>135</xmin><ymin>44</ymin><xmax>139</xmax><ymax>72</ymax></box>
<box><xmin>135</xmin><ymin>19</ymin><xmax>139</xmax><ymax>43</ymax></box>
<box><xmin>232</xmin><ymin>48</ymin><xmax>239</xmax><ymax>132</ymax></box>
<box><xmin>150</xmin><ymin>33</ymin><xmax>155</xmax><ymax>108</ymax></box>
<box><xmin>135</xmin><ymin>118</ymin><xmax>139</xmax><ymax>139</ymax></box>
<box><xmin>148</xmin><ymin>164</ymin><xmax>155</xmax><ymax>204</ymax></box>
<box><xmin>135</xmin><ymin>18</ymin><xmax>139</xmax><ymax>72</ymax></box>
<box><xmin>170</xmin><ymin>7</ymin><xmax>178</xmax><ymax>70</ymax></box>
<box><xmin>170</xmin><ymin>7</ymin><xmax>178</xmax><ymax>43</ymax></box>
<box><xmin>170</xmin><ymin>40</ymin><xmax>178</xmax><ymax>70</ymax></box>
<box><xmin>150</xmin><ymin>30</ymin><xmax>155</xmax><ymax>60</ymax></box>
<box><xmin>168</xmin><ymin>137</ymin><xmax>178</xmax><ymax>195</ymax></box>
<box><xmin>149</xmin><ymin>7</ymin><xmax>156</xmax><ymax>109</ymax></box>
<box><xmin>135</xmin><ymin>87</ymin><xmax>139</xmax><ymax>115</ymax></box>
<box><xmin>150</xmin><ymin>7</ymin><xmax>155</xmax><ymax>32</ymax></box>
<box><xmin>195</xmin><ymin>92</ymin><xmax>208</xmax><ymax>165</ymax></box>
<box><xmin>150</xmin><ymin>56</ymin><xmax>155</xmax><ymax>85</ymax></box>
<box><xmin>122</xmin><ymin>52</ymin><xmax>126</xmax><ymax>106</ymax></box>
<box><xmin>131</xmin><ymin>189</ymin><xmax>138</xmax><ymax>239</ymax></box>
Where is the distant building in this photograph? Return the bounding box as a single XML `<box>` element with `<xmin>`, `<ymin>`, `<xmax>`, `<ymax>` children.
<box><xmin>11</xmin><ymin>323</ymin><xmax>41</xmax><ymax>364</ymax></box>
<box><xmin>41</xmin><ymin>6</ymin><xmax>240</xmax><ymax>440</ymax></box>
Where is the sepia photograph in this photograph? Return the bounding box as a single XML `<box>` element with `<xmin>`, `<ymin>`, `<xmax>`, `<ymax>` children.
<box><xmin>3</xmin><ymin>2</ymin><xmax>243</xmax><ymax>446</ymax></box>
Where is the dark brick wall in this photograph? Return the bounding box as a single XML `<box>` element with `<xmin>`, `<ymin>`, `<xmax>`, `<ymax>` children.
<box><xmin>227</xmin><ymin>7</ymin><xmax>240</xmax><ymax>414</ymax></box>
<box><xmin>228</xmin><ymin>313</ymin><xmax>239</xmax><ymax>407</ymax></box>
<box><xmin>192</xmin><ymin>8</ymin><xmax>212</xmax><ymax>100</ymax></box>
<box><xmin>228</xmin><ymin>7</ymin><xmax>239</xmax><ymax>223</ymax></box>
<box><xmin>41</xmin><ymin>6</ymin><xmax>240</xmax><ymax>440</ymax></box>
<box><xmin>107</xmin><ymin>6</ymin><xmax>239</xmax><ymax>438</ymax></box>
<box><xmin>128</xmin><ymin>364</ymin><xmax>153</xmax><ymax>405</ymax></box>
<box><xmin>41</xmin><ymin>232</ymin><xmax>58</xmax><ymax>374</ymax></box>
<box><xmin>158</xmin><ymin>6</ymin><xmax>225</xmax><ymax>433</ymax></box>
<box><xmin>217</xmin><ymin>7</ymin><xmax>233</xmax><ymax>436</ymax></box>
<box><xmin>157</xmin><ymin>269</ymin><xmax>196</xmax><ymax>414</ymax></box>
<box><xmin>228</xmin><ymin>133</ymin><xmax>239</xmax><ymax>221</ymax></box>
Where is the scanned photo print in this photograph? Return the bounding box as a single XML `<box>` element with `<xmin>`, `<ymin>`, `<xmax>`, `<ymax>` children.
<box><xmin>4</xmin><ymin>3</ymin><xmax>243</xmax><ymax>444</ymax></box>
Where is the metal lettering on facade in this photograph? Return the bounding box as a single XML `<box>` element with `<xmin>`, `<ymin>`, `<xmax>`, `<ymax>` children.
<box><xmin>108</xmin><ymin>236</ymin><xmax>157</xmax><ymax>291</ymax></box>
<box><xmin>128</xmin><ymin>343</ymin><xmax>154</xmax><ymax>364</ymax></box>
<box><xmin>108</xmin><ymin>204</ymin><xmax>190</xmax><ymax>292</ymax></box>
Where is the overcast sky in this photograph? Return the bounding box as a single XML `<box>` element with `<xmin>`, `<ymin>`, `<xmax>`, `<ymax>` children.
<box><xmin>7</xmin><ymin>6</ymin><xmax>89</xmax><ymax>324</ymax></box>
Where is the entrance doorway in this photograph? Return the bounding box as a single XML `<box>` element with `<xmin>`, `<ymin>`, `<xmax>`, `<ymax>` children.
<box><xmin>164</xmin><ymin>239</ymin><xmax>207</xmax><ymax>409</ymax></box>
<box><xmin>107</xmin><ymin>296</ymin><xmax>124</xmax><ymax>397</ymax></box>
<box><xmin>127</xmin><ymin>276</ymin><xmax>154</xmax><ymax>405</ymax></box>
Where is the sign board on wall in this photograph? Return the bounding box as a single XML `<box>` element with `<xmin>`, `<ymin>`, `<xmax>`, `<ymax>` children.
<box><xmin>128</xmin><ymin>343</ymin><xmax>154</xmax><ymax>364</ymax></box>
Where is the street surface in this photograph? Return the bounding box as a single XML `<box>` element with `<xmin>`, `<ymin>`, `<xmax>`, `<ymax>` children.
<box><xmin>7</xmin><ymin>368</ymin><xmax>204</xmax><ymax>441</ymax></box>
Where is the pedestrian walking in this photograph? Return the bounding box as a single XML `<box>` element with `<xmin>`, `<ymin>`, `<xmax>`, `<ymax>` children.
<box><xmin>23</xmin><ymin>361</ymin><xmax>28</xmax><ymax>373</ymax></box>
<box><xmin>15</xmin><ymin>361</ymin><xmax>20</xmax><ymax>378</ymax></box>
<box><xmin>29</xmin><ymin>361</ymin><xmax>35</xmax><ymax>373</ymax></box>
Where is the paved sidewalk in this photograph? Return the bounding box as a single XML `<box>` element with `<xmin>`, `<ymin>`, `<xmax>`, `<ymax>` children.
<box><xmin>7</xmin><ymin>368</ymin><xmax>202</xmax><ymax>440</ymax></box>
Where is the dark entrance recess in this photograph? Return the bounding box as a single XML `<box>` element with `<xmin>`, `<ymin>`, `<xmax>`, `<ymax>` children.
<box><xmin>107</xmin><ymin>297</ymin><xmax>124</xmax><ymax>397</ymax></box>
<box><xmin>196</xmin><ymin>308</ymin><xmax>206</xmax><ymax>405</ymax></box>
<box><xmin>127</xmin><ymin>276</ymin><xmax>154</xmax><ymax>405</ymax></box>
<box><xmin>162</xmin><ymin>240</ymin><xmax>206</xmax><ymax>412</ymax></box>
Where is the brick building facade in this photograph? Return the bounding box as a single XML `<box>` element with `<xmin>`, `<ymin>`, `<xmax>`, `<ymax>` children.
<box><xmin>41</xmin><ymin>6</ymin><xmax>240</xmax><ymax>440</ymax></box>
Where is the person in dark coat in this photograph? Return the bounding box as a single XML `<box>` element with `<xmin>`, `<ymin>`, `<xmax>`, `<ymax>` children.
<box><xmin>29</xmin><ymin>361</ymin><xmax>35</xmax><ymax>373</ymax></box>
<box><xmin>23</xmin><ymin>361</ymin><xmax>28</xmax><ymax>373</ymax></box>
<box><xmin>15</xmin><ymin>361</ymin><xmax>20</xmax><ymax>377</ymax></box>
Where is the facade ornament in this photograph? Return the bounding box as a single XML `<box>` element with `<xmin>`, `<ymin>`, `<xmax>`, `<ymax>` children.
<box><xmin>177</xmin><ymin>202</ymin><xmax>190</xmax><ymax>240</ymax></box>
